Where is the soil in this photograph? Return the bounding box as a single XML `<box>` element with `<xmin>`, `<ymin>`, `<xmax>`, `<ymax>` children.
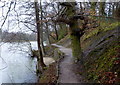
<box><xmin>39</xmin><ymin>62</ymin><xmax>57</xmax><ymax>83</ymax></box>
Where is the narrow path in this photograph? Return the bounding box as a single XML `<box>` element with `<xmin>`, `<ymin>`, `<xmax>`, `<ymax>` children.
<box><xmin>52</xmin><ymin>44</ymin><xmax>83</xmax><ymax>83</ymax></box>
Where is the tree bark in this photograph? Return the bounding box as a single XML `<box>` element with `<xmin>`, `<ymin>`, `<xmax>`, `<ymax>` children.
<box><xmin>54</xmin><ymin>22</ymin><xmax>59</xmax><ymax>40</ymax></box>
<box><xmin>99</xmin><ymin>2</ymin><xmax>106</xmax><ymax>16</ymax></box>
<box><xmin>91</xmin><ymin>2</ymin><xmax>97</xmax><ymax>14</ymax></box>
<box><xmin>34</xmin><ymin>0</ymin><xmax>46</xmax><ymax>71</ymax></box>
<box><xmin>46</xmin><ymin>22</ymin><xmax>51</xmax><ymax>45</ymax></box>
<box><xmin>79</xmin><ymin>2</ymin><xmax>83</xmax><ymax>12</ymax></box>
<box><xmin>71</xmin><ymin>34</ymin><xmax>82</xmax><ymax>62</ymax></box>
<box><xmin>60</xmin><ymin>2</ymin><xmax>83</xmax><ymax>62</ymax></box>
<box><xmin>70</xmin><ymin>20</ymin><xmax>82</xmax><ymax>62</ymax></box>
<box><xmin>112</xmin><ymin>3</ymin><xmax>114</xmax><ymax>17</ymax></box>
<box><xmin>40</xmin><ymin>1</ymin><xmax>46</xmax><ymax>56</ymax></box>
<box><xmin>69</xmin><ymin>20</ymin><xmax>82</xmax><ymax>62</ymax></box>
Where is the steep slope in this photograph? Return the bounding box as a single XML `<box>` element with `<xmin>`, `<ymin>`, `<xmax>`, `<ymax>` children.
<box><xmin>56</xmin><ymin>20</ymin><xmax>120</xmax><ymax>84</ymax></box>
<box><xmin>81</xmin><ymin>26</ymin><xmax>120</xmax><ymax>83</ymax></box>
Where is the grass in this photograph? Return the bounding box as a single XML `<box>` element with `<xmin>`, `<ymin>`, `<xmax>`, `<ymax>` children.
<box><xmin>84</xmin><ymin>42</ymin><xmax>120</xmax><ymax>83</ymax></box>
<box><xmin>81</xmin><ymin>18</ymin><xmax>120</xmax><ymax>83</ymax></box>
<box><xmin>58</xmin><ymin>28</ymin><xmax>68</xmax><ymax>41</ymax></box>
<box><xmin>82</xmin><ymin>20</ymin><xmax>120</xmax><ymax>41</ymax></box>
<box><xmin>101</xmin><ymin>21</ymin><xmax>120</xmax><ymax>31</ymax></box>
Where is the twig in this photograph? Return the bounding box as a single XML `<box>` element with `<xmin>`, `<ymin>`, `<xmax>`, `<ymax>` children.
<box><xmin>0</xmin><ymin>2</ymin><xmax>13</xmax><ymax>29</ymax></box>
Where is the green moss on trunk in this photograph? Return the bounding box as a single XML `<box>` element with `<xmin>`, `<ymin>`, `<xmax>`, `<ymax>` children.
<box><xmin>71</xmin><ymin>33</ymin><xmax>82</xmax><ymax>62</ymax></box>
<box><xmin>69</xmin><ymin>20</ymin><xmax>83</xmax><ymax>62</ymax></box>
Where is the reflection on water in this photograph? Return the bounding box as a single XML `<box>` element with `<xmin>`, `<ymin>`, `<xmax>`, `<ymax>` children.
<box><xmin>0</xmin><ymin>42</ymin><xmax>55</xmax><ymax>84</ymax></box>
<box><xmin>0</xmin><ymin>43</ymin><xmax>38</xmax><ymax>84</ymax></box>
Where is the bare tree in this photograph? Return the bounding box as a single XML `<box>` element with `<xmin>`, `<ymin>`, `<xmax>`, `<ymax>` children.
<box><xmin>39</xmin><ymin>1</ymin><xmax>46</xmax><ymax>55</ymax></box>
<box><xmin>54</xmin><ymin>2</ymin><xmax>86</xmax><ymax>62</ymax></box>
<box><xmin>34</xmin><ymin>0</ymin><xmax>46</xmax><ymax>72</ymax></box>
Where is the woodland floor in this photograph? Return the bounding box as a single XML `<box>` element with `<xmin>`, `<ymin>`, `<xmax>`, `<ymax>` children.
<box><xmin>52</xmin><ymin>44</ymin><xmax>84</xmax><ymax>83</ymax></box>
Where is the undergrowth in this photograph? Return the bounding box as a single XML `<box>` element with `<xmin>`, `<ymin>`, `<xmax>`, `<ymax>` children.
<box><xmin>82</xmin><ymin>19</ymin><xmax>120</xmax><ymax>84</ymax></box>
<box><xmin>82</xmin><ymin>20</ymin><xmax>120</xmax><ymax>41</ymax></box>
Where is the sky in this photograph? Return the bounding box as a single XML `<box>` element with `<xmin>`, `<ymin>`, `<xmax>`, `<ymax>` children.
<box><xmin>0</xmin><ymin>1</ymin><xmax>36</xmax><ymax>33</ymax></box>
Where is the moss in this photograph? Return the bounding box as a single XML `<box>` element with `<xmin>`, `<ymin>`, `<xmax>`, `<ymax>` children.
<box><xmin>83</xmin><ymin>28</ymin><xmax>99</xmax><ymax>40</ymax></box>
<box><xmin>83</xmin><ymin>44</ymin><xmax>119</xmax><ymax>82</ymax></box>
<box><xmin>102</xmin><ymin>22</ymin><xmax>120</xmax><ymax>31</ymax></box>
<box><xmin>57</xmin><ymin>34</ymin><xmax>71</xmax><ymax>48</ymax></box>
<box><xmin>71</xmin><ymin>34</ymin><xmax>82</xmax><ymax>61</ymax></box>
<box><xmin>43</xmin><ymin>66</ymin><xmax>48</xmax><ymax>70</ymax></box>
<box><xmin>82</xmin><ymin>21</ymin><xmax>120</xmax><ymax>41</ymax></box>
<box><xmin>81</xmin><ymin>18</ymin><xmax>120</xmax><ymax>83</ymax></box>
<box><xmin>58</xmin><ymin>28</ymin><xmax>67</xmax><ymax>40</ymax></box>
<box><xmin>36</xmin><ymin>69</ymin><xmax>40</xmax><ymax>74</ymax></box>
<box><xmin>93</xmin><ymin>75</ymin><xmax>99</xmax><ymax>81</ymax></box>
<box><xmin>78</xmin><ymin>72</ymin><xmax>83</xmax><ymax>75</ymax></box>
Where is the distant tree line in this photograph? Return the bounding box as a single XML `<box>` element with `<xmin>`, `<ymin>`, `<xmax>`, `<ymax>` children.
<box><xmin>1</xmin><ymin>31</ymin><xmax>37</xmax><ymax>42</ymax></box>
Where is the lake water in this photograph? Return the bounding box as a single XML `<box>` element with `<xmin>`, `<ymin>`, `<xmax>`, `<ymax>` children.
<box><xmin>0</xmin><ymin>41</ymin><xmax>55</xmax><ymax>84</ymax></box>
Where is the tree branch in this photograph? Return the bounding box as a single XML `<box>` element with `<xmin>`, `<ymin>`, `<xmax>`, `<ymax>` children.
<box><xmin>1</xmin><ymin>2</ymin><xmax>14</xmax><ymax>29</ymax></box>
<box><xmin>55</xmin><ymin>18</ymin><xmax>70</xmax><ymax>24</ymax></box>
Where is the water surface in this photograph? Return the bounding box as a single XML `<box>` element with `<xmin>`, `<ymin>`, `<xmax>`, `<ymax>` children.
<box><xmin>0</xmin><ymin>42</ymin><xmax>55</xmax><ymax>84</ymax></box>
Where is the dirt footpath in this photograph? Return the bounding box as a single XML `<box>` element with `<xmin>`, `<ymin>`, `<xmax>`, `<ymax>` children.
<box><xmin>52</xmin><ymin>44</ymin><xmax>84</xmax><ymax>83</ymax></box>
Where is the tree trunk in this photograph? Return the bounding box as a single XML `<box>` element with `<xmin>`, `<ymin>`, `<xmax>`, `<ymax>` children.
<box><xmin>108</xmin><ymin>3</ymin><xmax>112</xmax><ymax>17</ymax></box>
<box><xmin>46</xmin><ymin>22</ymin><xmax>51</xmax><ymax>45</ymax></box>
<box><xmin>34</xmin><ymin>0</ymin><xmax>46</xmax><ymax>71</ymax></box>
<box><xmin>99</xmin><ymin>2</ymin><xmax>106</xmax><ymax>16</ymax></box>
<box><xmin>112</xmin><ymin>3</ymin><xmax>115</xmax><ymax>17</ymax></box>
<box><xmin>71</xmin><ymin>33</ymin><xmax>82</xmax><ymax>62</ymax></box>
<box><xmin>54</xmin><ymin>22</ymin><xmax>59</xmax><ymax>40</ymax></box>
<box><xmin>60</xmin><ymin>2</ymin><xmax>83</xmax><ymax>62</ymax></box>
<box><xmin>0</xmin><ymin>29</ymin><xmax>2</xmax><ymax>41</ymax></box>
<box><xmin>91</xmin><ymin>2</ymin><xmax>97</xmax><ymax>14</ymax></box>
<box><xmin>79</xmin><ymin>2</ymin><xmax>83</xmax><ymax>12</ymax></box>
<box><xmin>40</xmin><ymin>1</ymin><xmax>45</xmax><ymax>56</ymax></box>
<box><xmin>59</xmin><ymin>24</ymin><xmax>63</xmax><ymax>29</ymax></box>
<box><xmin>69</xmin><ymin>21</ymin><xmax>82</xmax><ymax>62</ymax></box>
<box><xmin>40</xmin><ymin>38</ymin><xmax>45</xmax><ymax>56</ymax></box>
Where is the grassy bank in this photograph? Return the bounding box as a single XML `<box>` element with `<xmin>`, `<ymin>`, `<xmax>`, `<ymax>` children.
<box><xmin>81</xmin><ymin>20</ymin><xmax>120</xmax><ymax>84</ymax></box>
